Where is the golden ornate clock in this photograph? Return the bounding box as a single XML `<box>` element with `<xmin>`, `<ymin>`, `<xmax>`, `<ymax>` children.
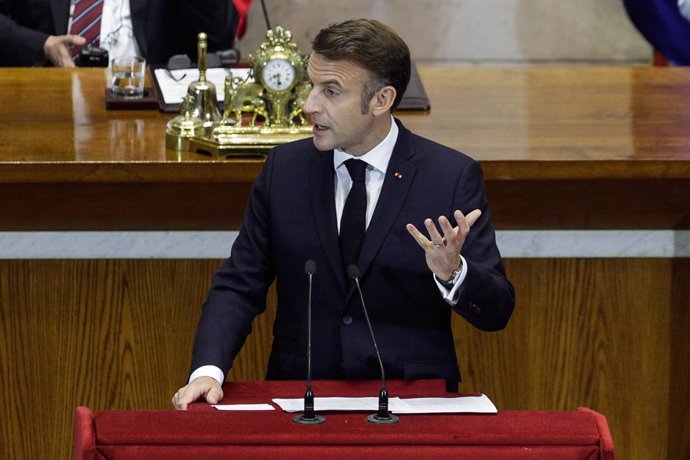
<box><xmin>166</xmin><ymin>27</ymin><xmax>313</xmax><ymax>157</ymax></box>
<box><xmin>250</xmin><ymin>26</ymin><xmax>306</xmax><ymax>127</ymax></box>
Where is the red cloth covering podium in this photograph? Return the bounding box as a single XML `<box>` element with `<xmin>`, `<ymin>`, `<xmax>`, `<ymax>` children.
<box><xmin>74</xmin><ymin>380</ymin><xmax>614</xmax><ymax>459</ymax></box>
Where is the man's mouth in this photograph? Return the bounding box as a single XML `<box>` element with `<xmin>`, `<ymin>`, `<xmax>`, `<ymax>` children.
<box><xmin>313</xmin><ymin>123</ymin><xmax>329</xmax><ymax>132</ymax></box>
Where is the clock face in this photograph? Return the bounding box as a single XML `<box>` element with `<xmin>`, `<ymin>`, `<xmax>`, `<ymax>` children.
<box><xmin>261</xmin><ymin>59</ymin><xmax>297</xmax><ymax>92</ymax></box>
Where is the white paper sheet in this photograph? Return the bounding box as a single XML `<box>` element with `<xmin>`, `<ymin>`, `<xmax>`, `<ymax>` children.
<box><xmin>391</xmin><ymin>395</ymin><xmax>497</xmax><ymax>414</ymax></box>
<box><xmin>153</xmin><ymin>67</ymin><xmax>252</xmax><ymax>104</ymax></box>
<box><xmin>211</xmin><ymin>403</ymin><xmax>275</xmax><ymax>411</ymax></box>
<box><xmin>272</xmin><ymin>394</ymin><xmax>497</xmax><ymax>414</ymax></box>
<box><xmin>273</xmin><ymin>397</ymin><xmax>388</xmax><ymax>413</ymax></box>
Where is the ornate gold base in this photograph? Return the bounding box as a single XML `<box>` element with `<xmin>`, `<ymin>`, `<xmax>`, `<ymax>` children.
<box><xmin>189</xmin><ymin>131</ymin><xmax>312</xmax><ymax>157</ymax></box>
<box><xmin>166</xmin><ymin>123</ymin><xmax>314</xmax><ymax>157</ymax></box>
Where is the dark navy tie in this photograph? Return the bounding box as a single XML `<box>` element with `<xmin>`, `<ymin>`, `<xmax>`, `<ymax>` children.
<box><xmin>340</xmin><ymin>159</ymin><xmax>368</xmax><ymax>270</ymax></box>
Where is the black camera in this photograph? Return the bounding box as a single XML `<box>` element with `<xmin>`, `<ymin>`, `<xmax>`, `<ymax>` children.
<box><xmin>77</xmin><ymin>46</ymin><xmax>109</xmax><ymax>67</ymax></box>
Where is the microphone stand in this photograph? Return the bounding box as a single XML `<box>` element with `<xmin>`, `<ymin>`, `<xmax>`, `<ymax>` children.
<box><xmin>294</xmin><ymin>260</ymin><xmax>325</xmax><ymax>424</ymax></box>
<box><xmin>259</xmin><ymin>0</ymin><xmax>272</xmax><ymax>30</ymax></box>
<box><xmin>348</xmin><ymin>265</ymin><xmax>399</xmax><ymax>424</ymax></box>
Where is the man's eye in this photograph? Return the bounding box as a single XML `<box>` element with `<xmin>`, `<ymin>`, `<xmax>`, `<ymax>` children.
<box><xmin>325</xmin><ymin>88</ymin><xmax>338</xmax><ymax>97</ymax></box>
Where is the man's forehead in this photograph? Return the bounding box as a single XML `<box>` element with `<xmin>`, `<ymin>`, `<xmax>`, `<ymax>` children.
<box><xmin>307</xmin><ymin>54</ymin><xmax>368</xmax><ymax>83</ymax></box>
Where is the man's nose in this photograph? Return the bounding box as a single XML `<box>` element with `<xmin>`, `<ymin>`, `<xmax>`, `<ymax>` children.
<box><xmin>303</xmin><ymin>89</ymin><xmax>318</xmax><ymax>114</ymax></box>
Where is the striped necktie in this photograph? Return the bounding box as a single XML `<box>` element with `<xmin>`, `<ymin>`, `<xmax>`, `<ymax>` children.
<box><xmin>68</xmin><ymin>0</ymin><xmax>105</xmax><ymax>57</ymax></box>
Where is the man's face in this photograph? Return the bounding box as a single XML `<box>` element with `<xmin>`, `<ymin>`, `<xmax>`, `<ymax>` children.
<box><xmin>303</xmin><ymin>53</ymin><xmax>385</xmax><ymax>156</ymax></box>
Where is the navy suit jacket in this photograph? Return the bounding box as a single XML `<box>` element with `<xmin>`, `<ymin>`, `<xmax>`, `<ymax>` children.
<box><xmin>0</xmin><ymin>0</ymin><xmax>237</xmax><ymax>66</ymax></box>
<box><xmin>191</xmin><ymin>120</ymin><xmax>515</xmax><ymax>390</ymax></box>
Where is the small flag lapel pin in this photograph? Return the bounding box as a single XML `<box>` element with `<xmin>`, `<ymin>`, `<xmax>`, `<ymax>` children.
<box><xmin>393</xmin><ymin>172</ymin><xmax>403</xmax><ymax>179</ymax></box>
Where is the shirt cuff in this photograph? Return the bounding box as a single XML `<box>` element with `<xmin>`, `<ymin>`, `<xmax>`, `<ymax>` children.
<box><xmin>189</xmin><ymin>365</ymin><xmax>225</xmax><ymax>386</ymax></box>
<box><xmin>434</xmin><ymin>255</ymin><xmax>468</xmax><ymax>304</ymax></box>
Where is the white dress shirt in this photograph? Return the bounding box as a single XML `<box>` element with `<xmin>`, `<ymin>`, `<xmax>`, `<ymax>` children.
<box><xmin>333</xmin><ymin>117</ymin><xmax>398</xmax><ymax>230</ymax></box>
<box><xmin>69</xmin><ymin>0</ymin><xmax>141</xmax><ymax>62</ymax></box>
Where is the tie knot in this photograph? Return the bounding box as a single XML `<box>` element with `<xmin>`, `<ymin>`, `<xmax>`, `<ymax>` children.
<box><xmin>345</xmin><ymin>159</ymin><xmax>367</xmax><ymax>183</ymax></box>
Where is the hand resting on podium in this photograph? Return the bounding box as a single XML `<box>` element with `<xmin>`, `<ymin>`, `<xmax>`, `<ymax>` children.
<box><xmin>172</xmin><ymin>376</ymin><xmax>223</xmax><ymax>410</ymax></box>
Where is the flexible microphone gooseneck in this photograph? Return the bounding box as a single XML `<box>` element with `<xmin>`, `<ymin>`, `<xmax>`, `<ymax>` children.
<box><xmin>293</xmin><ymin>260</ymin><xmax>326</xmax><ymax>424</ymax></box>
<box><xmin>347</xmin><ymin>265</ymin><xmax>400</xmax><ymax>424</ymax></box>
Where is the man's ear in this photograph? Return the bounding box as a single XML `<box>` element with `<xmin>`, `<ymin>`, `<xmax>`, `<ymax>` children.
<box><xmin>372</xmin><ymin>86</ymin><xmax>396</xmax><ymax>115</ymax></box>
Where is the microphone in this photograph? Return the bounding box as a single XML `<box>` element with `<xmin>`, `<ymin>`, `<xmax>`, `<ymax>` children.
<box><xmin>347</xmin><ymin>265</ymin><xmax>399</xmax><ymax>424</ymax></box>
<box><xmin>293</xmin><ymin>260</ymin><xmax>325</xmax><ymax>424</ymax></box>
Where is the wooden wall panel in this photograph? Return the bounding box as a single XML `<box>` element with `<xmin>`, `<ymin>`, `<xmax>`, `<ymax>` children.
<box><xmin>485</xmin><ymin>178</ymin><xmax>690</xmax><ymax>230</ymax></box>
<box><xmin>668</xmin><ymin>258</ymin><xmax>690</xmax><ymax>460</ymax></box>
<box><xmin>1</xmin><ymin>258</ymin><xmax>688</xmax><ymax>459</ymax></box>
<box><xmin>0</xmin><ymin>260</ymin><xmax>218</xmax><ymax>459</ymax></box>
<box><xmin>0</xmin><ymin>182</ymin><xmax>253</xmax><ymax>231</ymax></box>
<box><xmin>454</xmin><ymin>258</ymin><xmax>690</xmax><ymax>460</ymax></box>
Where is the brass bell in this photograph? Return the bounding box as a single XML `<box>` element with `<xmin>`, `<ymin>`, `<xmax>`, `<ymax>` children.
<box><xmin>166</xmin><ymin>94</ymin><xmax>204</xmax><ymax>151</ymax></box>
<box><xmin>187</xmin><ymin>33</ymin><xmax>221</xmax><ymax>135</ymax></box>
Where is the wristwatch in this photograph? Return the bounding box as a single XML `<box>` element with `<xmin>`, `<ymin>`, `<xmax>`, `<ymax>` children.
<box><xmin>440</xmin><ymin>258</ymin><xmax>464</xmax><ymax>289</ymax></box>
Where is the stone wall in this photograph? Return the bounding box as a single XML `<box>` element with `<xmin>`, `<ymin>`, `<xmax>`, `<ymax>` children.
<box><xmin>238</xmin><ymin>0</ymin><xmax>651</xmax><ymax>66</ymax></box>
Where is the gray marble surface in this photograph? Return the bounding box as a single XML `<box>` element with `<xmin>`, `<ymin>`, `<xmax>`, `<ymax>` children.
<box><xmin>1</xmin><ymin>231</ymin><xmax>687</xmax><ymax>259</ymax></box>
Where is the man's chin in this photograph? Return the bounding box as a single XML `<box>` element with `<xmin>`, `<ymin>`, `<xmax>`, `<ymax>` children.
<box><xmin>311</xmin><ymin>136</ymin><xmax>335</xmax><ymax>152</ymax></box>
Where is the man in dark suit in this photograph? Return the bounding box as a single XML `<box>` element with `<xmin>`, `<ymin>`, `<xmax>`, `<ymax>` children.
<box><xmin>172</xmin><ymin>18</ymin><xmax>515</xmax><ymax>409</ymax></box>
<box><xmin>0</xmin><ymin>0</ymin><xmax>238</xmax><ymax>67</ymax></box>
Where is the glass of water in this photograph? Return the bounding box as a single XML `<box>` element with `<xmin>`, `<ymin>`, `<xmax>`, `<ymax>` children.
<box><xmin>110</xmin><ymin>56</ymin><xmax>146</xmax><ymax>99</ymax></box>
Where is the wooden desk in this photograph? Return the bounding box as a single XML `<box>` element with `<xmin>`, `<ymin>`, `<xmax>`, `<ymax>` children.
<box><xmin>0</xmin><ymin>67</ymin><xmax>688</xmax><ymax>229</ymax></box>
<box><xmin>1</xmin><ymin>67</ymin><xmax>688</xmax><ymax>460</ymax></box>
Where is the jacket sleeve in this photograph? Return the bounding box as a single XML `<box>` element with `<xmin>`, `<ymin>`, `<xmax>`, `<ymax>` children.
<box><xmin>189</xmin><ymin>147</ymin><xmax>277</xmax><ymax>377</ymax></box>
<box><xmin>452</xmin><ymin>159</ymin><xmax>516</xmax><ymax>331</ymax></box>
<box><xmin>0</xmin><ymin>13</ymin><xmax>50</xmax><ymax>66</ymax></box>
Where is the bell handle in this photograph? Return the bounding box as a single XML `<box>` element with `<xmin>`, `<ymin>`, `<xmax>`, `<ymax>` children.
<box><xmin>197</xmin><ymin>32</ymin><xmax>208</xmax><ymax>82</ymax></box>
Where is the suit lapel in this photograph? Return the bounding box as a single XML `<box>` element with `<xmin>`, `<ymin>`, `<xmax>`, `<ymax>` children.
<box><xmin>358</xmin><ymin>121</ymin><xmax>417</xmax><ymax>279</ymax></box>
<box><xmin>309</xmin><ymin>149</ymin><xmax>347</xmax><ymax>293</ymax></box>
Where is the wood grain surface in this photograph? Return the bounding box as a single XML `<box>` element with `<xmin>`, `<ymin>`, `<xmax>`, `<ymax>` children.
<box><xmin>2</xmin><ymin>67</ymin><xmax>690</xmax><ymax>178</ymax></box>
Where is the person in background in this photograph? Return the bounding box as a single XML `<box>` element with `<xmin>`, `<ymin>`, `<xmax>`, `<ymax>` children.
<box><xmin>172</xmin><ymin>18</ymin><xmax>515</xmax><ymax>409</ymax></box>
<box><xmin>623</xmin><ymin>0</ymin><xmax>690</xmax><ymax>65</ymax></box>
<box><xmin>0</xmin><ymin>0</ymin><xmax>239</xmax><ymax>67</ymax></box>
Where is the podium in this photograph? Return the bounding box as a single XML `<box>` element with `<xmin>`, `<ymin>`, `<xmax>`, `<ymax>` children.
<box><xmin>74</xmin><ymin>380</ymin><xmax>614</xmax><ymax>459</ymax></box>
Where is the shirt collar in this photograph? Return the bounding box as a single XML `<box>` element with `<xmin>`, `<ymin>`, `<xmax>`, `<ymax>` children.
<box><xmin>333</xmin><ymin>116</ymin><xmax>399</xmax><ymax>174</ymax></box>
